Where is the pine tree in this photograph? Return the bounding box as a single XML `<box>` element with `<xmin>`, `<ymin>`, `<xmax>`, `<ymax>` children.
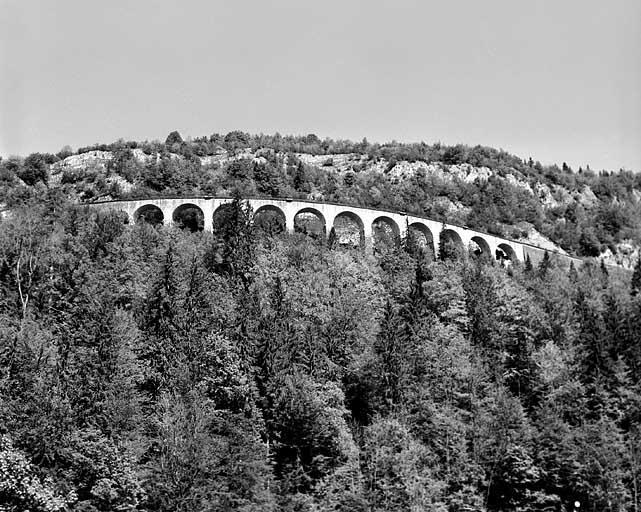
<box><xmin>139</xmin><ymin>244</ymin><xmax>181</xmax><ymax>398</ymax></box>
<box><xmin>208</xmin><ymin>192</ymin><xmax>255</xmax><ymax>284</ymax></box>
<box><xmin>165</xmin><ymin>130</ymin><xmax>183</xmax><ymax>146</ymax></box>
<box><xmin>402</xmin><ymin>221</ymin><xmax>420</xmax><ymax>258</ymax></box>
<box><xmin>600</xmin><ymin>258</ymin><xmax>609</xmax><ymax>278</ymax></box>
<box><xmin>631</xmin><ymin>257</ymin><xmax>641</xmax><ymax>296</ymax></box>
<box><xmin>327</xmin><ymin>227</ymin><xmax>337</xmax><ymax>249</ymax></box>
<box><xmin>293</xmin><ymin>161</ymin><xmax>306</xmax><ymax>191</ymax></box>
<box><xmin>374</xmin><ymin>300</ymin><xmax>410</xmax><ymax>408</ymax></box>
<box><xmin>538</xmin><ymin>251</ymin><xmax>552</xmax><ymax>277</ymax></box>
<box><xmin>573</xmin><ymin>282</ymin><xmax>614</xmax><ymax>394</ymax></box>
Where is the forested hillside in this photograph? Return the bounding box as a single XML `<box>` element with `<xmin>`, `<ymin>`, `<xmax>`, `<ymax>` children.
<box><xmin>2</xmin><ymin>131</ymin><xmax>641</xmax><ymax>266</ymax></box>
<box><xmin>1</xmin><ymin>186</ymin><xmax>641</xmax><ymax>510</ymax></box>
<box><xmin>2</xmin><ymin>133</ymin><xmax>641</xmax><ymax>510</ymax></box>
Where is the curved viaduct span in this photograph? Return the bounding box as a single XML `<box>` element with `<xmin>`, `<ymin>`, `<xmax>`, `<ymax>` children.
<box><xmin>90</xmin><ymin>196</ymin><xmax>580</xmax><ymax>266</ymax></box>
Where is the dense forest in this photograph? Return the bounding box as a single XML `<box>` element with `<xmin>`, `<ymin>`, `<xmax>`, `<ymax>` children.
<box><xmin>1</xmin><ymin>131</ymin><xmax>641</xmax><ymax>262</ymax></box>
<box><xmin>1</xmin><ymin>133</ymin><xmax>641</xmax><ymax>511</ymax></box>
<box><xmin>1</xmin><ymin>187</ymin><xmax>641</xmax><ymax>511</ymax></box>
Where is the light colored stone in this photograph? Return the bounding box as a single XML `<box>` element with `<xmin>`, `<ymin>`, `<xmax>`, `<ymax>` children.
<box><xmin>50</xmin><ymin>151</ymin><xmax>114</xmax><ymax>175</ymax></box>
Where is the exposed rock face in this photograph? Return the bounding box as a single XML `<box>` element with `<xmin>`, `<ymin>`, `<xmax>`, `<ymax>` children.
<box><xmin>600</xmin><ymin>241</ymin><xmax>639</xmax><ymax>270</ymax></box>
<box><xmin>448</xmin><ymin>164</ymin><xmax>492</xmax><ymax>183</ymax></box>
<box><xmin>387</xmin><ymin>161</ymin><xmax>494</xmax><ymax>184</ymax></box>
<box><xmin>108</xmin><ymin>175</ymin><xmax>134</xmax><ymax>194</ymax></box>
<box><xmin>577</xmin><ymin>186</ymin><xmax>598</xmax><ymax>208</ymax></box>
<box><xmin>131</xmin><ymin>149</ymin><xmax>157</xmax><ymax>164</ymax></box>
<box><xmin>50</xmin><ymin>151</ymin><xmax>114</xmax><ymax>174</ymax></box>
<box><xmin>295</xmin><ymin>153</ymin><xmax>386</xmax><ymax>174</ymax></box>
<box><xmin>534</xmin><ymin>183</ymin><xmax>559</xmax><ymax>208</ymax></box>
<box><xmin>516</xmin><ymin>229</ymin><xmax>568</xmax><ymax>255</ymax></box>
<box><xmin>307</xmin><ymin>190</ymin><xmax>325</xmax><ymax>201</ymax></box>
<box><xmin>505</xmin><ymin>173</ymin><xmax>533</xmax><ymax>193</ymax></box>
<box><xmin>199</xmin><ymin>148</ymin><xmax>264</xmax><ymax>167</ymax></box>
<box><xmin>48</xmin><ymin>151</ymin><xmax>114</xmax><ymax>186</ymax></box>
<box><xmin>432</xmin><ymin>196</ymin><xmax>471</xmax><ymax>224</ymax></box>
<box><xmin>199</xmin><ymin>155</ymin><xmax>224</xmax><ymax>167</ymax></box>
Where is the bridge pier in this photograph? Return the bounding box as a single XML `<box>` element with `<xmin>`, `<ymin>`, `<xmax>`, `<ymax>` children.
<box><xmin>202</xmin><ymin>202</ymin><xmax>214</xmax><ymax>232</ymax></box>
<box><xmin>285</xmin><ymin>215</ymin><xmax>295</xmax><ymax>234</ymax></box>
<box><xmin>161</xmin><ymin>206</ymin><xmax>174</xmax><ymax>226</ymax></box>
<box><xmin>362</xmin><ymin>220</ymin><xmax>373</xmax><ymax>250</ymax></box>
<box><xmin>432</xmin><ymin>231</ymin><xmax>441</xmax><ymax>259</ymax></box>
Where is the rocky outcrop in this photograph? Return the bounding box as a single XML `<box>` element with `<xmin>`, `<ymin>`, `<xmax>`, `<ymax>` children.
<box><xmin>295</xmin><ymin>153</ymin><xmax>387</xmax><ymax>174</ymax></box>
<box><xmin>504</xmin><ymin>173</ymin><xmax>532</xmax><ymax>194</ymax></box>
<box><xmin>516</xmin><ymin>228</ymin><xmax>568</xmax><ymax>255</ymax></box>
<box><xmin>48</xmin><ymin>151</ymin><xmax>114</xmax><ymax>186</ymax></box>
<box><xmin>50</xmin><ymin>151</ymin><xmax>114</xmax><ymax>174</ymax></box>
<box><xmin>599</xmin><ymin>241</ymin><xmax>639</xmax><ymax>270</ymax></box>
<box><xmin>108</xmin><ymin>175</ymin><xmax>135</xmax><ymax>194</ymax></box>
<box><xmin>577</xmin><ymin>186</ymin><xmax>598</xmax><ymax>208</ymax></box>
<box><xmin>386</xmin><ymin>160</ymin><xmax>494</xmax><ymax>184</ymax></box>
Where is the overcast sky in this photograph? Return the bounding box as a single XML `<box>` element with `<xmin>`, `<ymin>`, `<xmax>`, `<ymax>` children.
<box><xmin>1</xmin><ymin>0</ymin><xmax>640</xmax><ymax>171</ymax></box>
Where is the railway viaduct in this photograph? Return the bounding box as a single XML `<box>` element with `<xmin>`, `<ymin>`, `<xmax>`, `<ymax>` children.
<box><xmin>90</xmin><ymin>196</ymin><xmax>580</xmax><ymax>266</ymax></box>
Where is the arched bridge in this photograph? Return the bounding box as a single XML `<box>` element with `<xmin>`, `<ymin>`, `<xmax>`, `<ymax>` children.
<box><xmin>90</xmin><ymin>196</ymin><xmax>579</xmax><ymax>266</ymax></box>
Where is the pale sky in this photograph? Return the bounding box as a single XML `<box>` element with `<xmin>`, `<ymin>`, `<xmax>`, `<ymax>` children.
<box><xmin>1</xmin><ymin>0</ymin><xmax>640</xmax><ymax>172</ymax></box>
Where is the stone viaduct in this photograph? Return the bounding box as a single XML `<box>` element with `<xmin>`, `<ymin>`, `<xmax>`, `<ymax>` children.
<box><xmin>90</xmin><ymin>196</ymin><xmax>581</xmax><ymax>266</ymax></box>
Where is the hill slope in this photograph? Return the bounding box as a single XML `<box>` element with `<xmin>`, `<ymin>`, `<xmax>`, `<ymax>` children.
<box><xmin>1</xmin><ymin>132</ymin><xmax>641</xmax><ymax>511</ymax></box>
<box><xmin>2</xmin><ymin>132</ymin><xmax>640</xmax><ymax>267</ymax></box>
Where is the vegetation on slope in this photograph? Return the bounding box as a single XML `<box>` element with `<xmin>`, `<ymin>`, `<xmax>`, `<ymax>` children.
<box><xmin>2</xmin><ymin>131</ymin><xmax>641</xmax><ymax>262</ymax></box>
<box><xmin>1</xmin><ymin>191</ymin><xmax>641</xmax><ymax>511</ymax></box>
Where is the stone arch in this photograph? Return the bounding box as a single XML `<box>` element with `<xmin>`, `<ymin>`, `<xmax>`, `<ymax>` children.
<box><xmin>332</xmin><ymin>211</ymin><xmax>364</xmax><ymax>248</ymax></box>
<box><xmin>496</xmin><ymin>243</ymin><xmax>518</xmax><ymax>263</ymax></box>
<box><xmin>173</xmin><ymin>203</ymin><xmax>204</xmax><ymax>232</ymax></box>
<box><xmin>439</xmin><ymin>228</ymin><xmax>465</xmax><ymax>260</ymax></box>
<box><xmin>212</xmin><ymin>203</ymin><xmax>234</xmax><ymax>232</ymax></box>
<box><xmin>254</xmin><ymin>204</ymin><xmax>286</xmax><ymax>235</ymax></box>
<box><xmin>372</xmin><ymin>216</ymin><xmax>400</xmax><ymax>250</ymax></box>
<box><xmin>294</xmin><ymin>208</ymin><xmax>326</xmax><ymax>239</ymax></box>
<box><xmin>408</xmin><ymin>222</ymin><xmax>435</xmax><ymax>259</ymax></box>
<box><xmin>212</xmin><ymin>202</ymin><xmax>255</xmax><ymax>234</ymax></box>
<box><xmin>134</xmin><ymin>204</ymin><xmax>164</xmax><ymax>226</ymax></box>
<box><xmin>469</xmin><ymin>236</ymin><xmax>491</xmax><ymax>259</ymax></box>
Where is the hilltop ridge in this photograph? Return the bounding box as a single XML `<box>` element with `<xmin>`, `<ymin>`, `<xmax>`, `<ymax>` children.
<box><xmin>2</xmin><ymin>131</ymin><xmax>640</xmax><ymax>267</ymax></box>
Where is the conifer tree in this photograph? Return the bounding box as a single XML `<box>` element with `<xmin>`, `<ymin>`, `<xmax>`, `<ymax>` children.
<box><xmin>600</xmin><ymin>258</ymin><xmax>609</xmax><ymax>278</ymax></box>
<box><xmin>209</xmin><ymin>191</ymin><xmax>255</xmax><ymax>284</ymax></box>
<box><xmin>293</xmin><ymin>161</ymin><xmax>306</xmax><ymax>191</ymax></box>
<box><xmin>631</xmin><ymin>257</ymin><xmax>641</xmax><ymax>296</ymax></box>
<box><xmin>164</xmin><ymin>130</ymin><xmax>183</xmax><ymax>146</ymax></box>
<box><xmin>402</xmin><ymin>221</ymin><xmax>420</xmax><ymax>258</ymax></box>
<box><xmin>374</xmin><ymin>300</ymin><xmax>410</xmax><ymax>408</ymax></box>
<box><xmin>327</xmin><ymin>226</ymin><xmax>337</xmax><ymax>249</ymax></box>
<box><xmin>538</xmin><ymin>251</ymin><xmax>551</xmax><ymax>277</ymax></box>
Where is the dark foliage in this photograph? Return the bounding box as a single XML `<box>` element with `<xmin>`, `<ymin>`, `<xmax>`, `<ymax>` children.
<box><xmin>0</xmin><ymin>189</ymin><xmax>639</xmax><ymax>511</ymax></box>
<box><xmin>1</xmin><ymin>132</ymin><xmax>641</xmax><ymax>510</ymax></box>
